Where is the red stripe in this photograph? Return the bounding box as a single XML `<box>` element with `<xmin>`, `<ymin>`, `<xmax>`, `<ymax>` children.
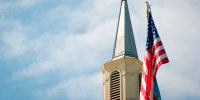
<box><xmin>142</xmin><ymin>69</ymin><xmax>148</xmax><ymax>84</ymax></box>
<box><xmin>143</xmin><ymin>54</ymin><xmax>149</xmax><ymax>86</ymax></box>
<box><xmin>146</xmin><ymin>49</ymin><xmax>152</xmax><ymax>95</ymax></box>
<box><xmin>144</xmin><ymin>56</ymin><xmax>149</xmax><ymax>66</ymax></box>
<box><xmin>153</xmin><ymin>58</ymin><xmax>169</xmax><ymax>79</ymax></box>
<box><xmin>141</xmin><ymin>84</ymin><xmax>150</xmax><ymax>100</ymax></box>
<box><xmin>152</xmin><ymin>49</ymin><xmax>166</xmax><ymax>68</ymax></box>
<box><xmin>140</xmin><ymin>40</ymin><xmax>169</xmax><ymax>100</ymax></box>
<box><xmin>152</xmin><ymin>41</ymin><xmax>162</xmax><ymax>55</ymax></box>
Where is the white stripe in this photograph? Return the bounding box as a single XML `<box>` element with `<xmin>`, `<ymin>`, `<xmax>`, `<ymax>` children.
<box><xmin>153</xmin><ymin>37</ymin><xmax>161</xmax><ymax>45</ymax></box>
<box><xmin>155</xmin><ymin>53</ymin><xmax>167</xmax><ymax>67</ymax></box>
<box><xmin>153</xmin><ymin>54</ymin><xmax>168</xmax><ymax>76</ymax></box>
<box><xmin>141</xmin><ymin>76</ymin><xmax>147</xmax><ymax>91</ymax></box>
<box><xmin>143</xmin><ymin>64</ymin><xmax>148</xmax><ymax>76</ymax></box>
<box><xmin>153</xmin><ymin>45</ymin><xmax>164</xmax><ymax>57</ymax></box>
<box><xmin>140</xmin><ymin>93</ymin><xmax>145</xmax><ymax>100</ymax></box>
<box><xmin>144</xmin><ymin>51</ymin><xmax>149</xmax><ymax>60</ymax></box>
<box><xmin>143</xmin><ymin>51</ymin><xmax>149</xmax><ymax>76</ymax></box>
<box><xmin>152</xmin><ymin>45</ymin><xmax>164</xmax><ymax>64</ymax></box>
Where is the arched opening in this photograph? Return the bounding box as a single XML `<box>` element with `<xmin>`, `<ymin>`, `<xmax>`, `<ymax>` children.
<box><xmin>138</xmin><ymin>73</ymin><xmax>142</xmax><ymax>94</ymax></box>
<box><xmin>110</xmin><ymin>71</ymin><xmax>120</xmax><ymax>100</ymax></box>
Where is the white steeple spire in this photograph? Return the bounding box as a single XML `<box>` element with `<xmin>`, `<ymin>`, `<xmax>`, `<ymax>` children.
<box><xmin>112</xmin><ymin>0</ymin><xmax>138</xmax><ymax>59</ymax></box>
<box><xmin>102</xmin><ymin>1</ymin><xmax>142</xmax><ymax>100</ymax></box>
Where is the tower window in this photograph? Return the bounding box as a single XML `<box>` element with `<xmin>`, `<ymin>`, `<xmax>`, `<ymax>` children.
<box><xmin>138</xmin><ymin>73</ymin><xmax>142</xmax><ymax>94</ymax></box>
<box><xmin>110</xmin><ymin>71</ymin><xmax>120</xmax><ymax>100</ymax></box>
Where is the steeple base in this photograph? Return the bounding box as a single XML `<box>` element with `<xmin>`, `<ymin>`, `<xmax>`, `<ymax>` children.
<box><xmin>102</xmin><ymin>57</ymin><xmax>142</xmax><ymax>100</ymax></box>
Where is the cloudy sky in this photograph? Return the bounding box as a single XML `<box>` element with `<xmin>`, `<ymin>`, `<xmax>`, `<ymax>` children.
<box><xmin>0</xmin><ymin>0</ymin><xmax>200</xmax><ymax>100</ymax></box>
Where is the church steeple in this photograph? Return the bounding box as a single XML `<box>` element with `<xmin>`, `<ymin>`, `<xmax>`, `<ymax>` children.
<box><xmin>113</xmin><ymin>0</ymin><xmax>138</xmax><ymax>59</ymax></box>
<box><xmin>102</xmin><ymin>0</ymin><xmax>142</xmax><ymax>100</ymax></box>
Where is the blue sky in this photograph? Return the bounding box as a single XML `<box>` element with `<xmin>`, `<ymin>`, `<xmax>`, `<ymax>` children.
<box><xmin>0</xmin><ymin>0</ymin><xmax>200</xmax><ymax>100</ymax></box>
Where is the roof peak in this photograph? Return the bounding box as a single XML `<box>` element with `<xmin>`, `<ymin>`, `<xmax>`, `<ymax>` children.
<box><xmin>112</xmin><ymin>0</ymin><xmax>138</xmax><ymax>59</ymax></box>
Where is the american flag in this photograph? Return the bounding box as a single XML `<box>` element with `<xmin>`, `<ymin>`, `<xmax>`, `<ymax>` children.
<box><xmin>139</xmin><ymin>10</ymin><xmax>169</xmax><ymax>100</ymax></box>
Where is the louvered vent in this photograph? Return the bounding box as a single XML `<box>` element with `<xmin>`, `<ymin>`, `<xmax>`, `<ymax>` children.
<box><xmin>110</xmin><ymin>71</ymin><xmax>120</xmax><ymax>100</ymax></box>
<box><xmin>138</xmin><ymin>73</ymin><xmax>142</xmax><ymax>94</ymax></box>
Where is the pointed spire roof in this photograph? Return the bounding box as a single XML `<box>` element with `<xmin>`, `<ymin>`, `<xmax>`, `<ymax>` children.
<box><xmin>112</xmin><ymin>0</ymin><xmax>138</xmax><ymax>59</ymax></box>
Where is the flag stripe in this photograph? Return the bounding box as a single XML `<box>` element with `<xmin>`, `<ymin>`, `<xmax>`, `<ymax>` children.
<box><xmin>152</xmin><ymin>53</ymin><xmax>168</xmax><ymax>79</ymax></box>
<box><xmin>143</xmin><ymin>61</ymin><xmax>148</xmax><ymax>76</ymax></box>
<box><xmin>141</xmin><ymin>74</ymin><xmax>147</xmax><ymax>91</ymax></box>
<box><xmin>145</xmin><ymin>51</ymin><xmax>150</xmax><ymax>60</ymax></box>
<box><xmin>152</xmin><ymin>50</ymin><xmax>166</xmax><ymax>68</ymax></box>
<box><xmin>139</xmin><ymin>10</ymin><xmax>169</xmax><ymax>100</ymax></box>
<box><xmin>153</xmin><ymin>46</ymin><xmax>164</xmax><ymax>59</ymax></box>
<box><xmin>153</xmin><ymin>42</ymin><xmax>163</xmax><ymax>55</ymax></box>
<box><xmin>153</xmin><ymin>58</ymin><xmax>169</xmax><ymax>79</ymax></box>
<box><xmin>141</xmin><ymin>84</ymin><xmax>150</xmax><ymax>100</ymax></box>
<box><xmin>153</xmin><ymin>38</ymin><xmax>161</xmax><ymax>45</ymax></box>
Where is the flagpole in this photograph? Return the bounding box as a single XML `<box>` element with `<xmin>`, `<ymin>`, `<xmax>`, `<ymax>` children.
<box><xmin>145</xmin><ymin>1</ymin><xmax>150</xmax><ymax>20</ymax></box>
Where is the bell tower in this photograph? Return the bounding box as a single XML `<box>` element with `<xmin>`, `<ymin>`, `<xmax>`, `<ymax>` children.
<box><xmin>101</xmin><ymin>0</ymin><xmax>142</xmax><ymax>100</ymax></box>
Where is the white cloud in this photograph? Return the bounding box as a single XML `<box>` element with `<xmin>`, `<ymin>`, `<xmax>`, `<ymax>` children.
<box><xmin>151</xmin><ymin>0</ymin><xmax>200</xmax><ymax>78</ymax></box>
<box><xmin>148</xmin><ymin>0</ymin><xmax>200</xmax><ymax>99</ymax></box>
<box><xmin>0</xmin><ymin>0</ymin><xmax>47</xmax><ymax>10</ymax></box>
<box><xmin>16</xmin><ymin>0</ymin><xmax>46</xmax><ymax>7</ymax></box>
<box><xmin>0</xmin><ymin>2</ymin><xmax>12</xmax><ymax>13</ymax></box>
<box><xmin>1</xmin><ymin>0</ymin><xmax>118</xmax><ymax>78</ymax></box>
<box><xmin>13</xmin><ymin>17</ymin><xmax>116</xmax><ymax>77</ymax></box>
<box><xmin>1</xmin><ymin>0</ymin><xmax>200</xmax><ymax>99</ymax></box>
<box><xmin>158</xmin><ymin>70</ymin><xmax>200</xmax><ymax>99</ymax></box>
<box><xmin>0</xmin><ymin>22</ymin><xmax>28</xmax><ymax>57</ymax></box>
<box><xmin>35</xmin><ymin>72</ymin><xmax>103</xmax><ymax>100</ymax></box>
